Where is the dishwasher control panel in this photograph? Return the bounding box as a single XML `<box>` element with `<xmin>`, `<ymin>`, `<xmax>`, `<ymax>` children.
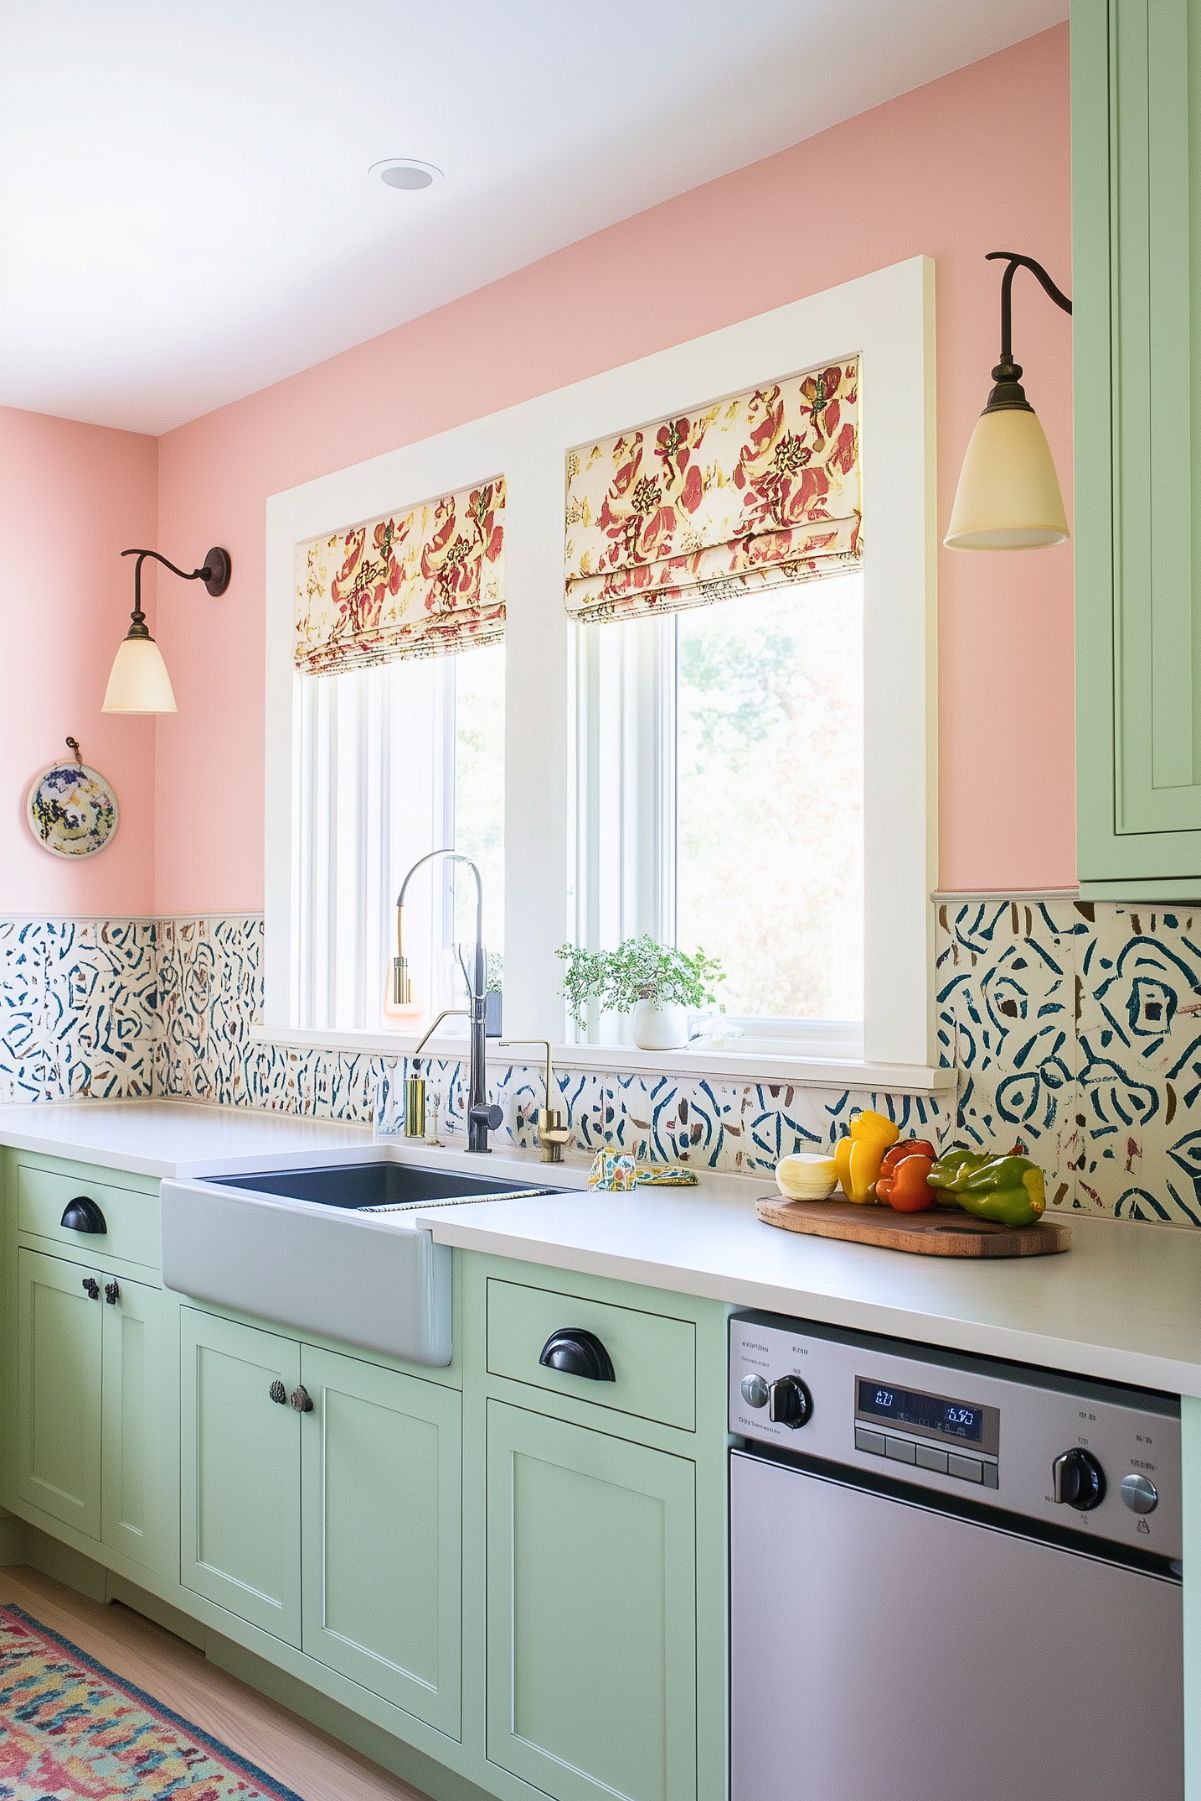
<box><xmin>730</xmin><ymin>1312</ymin><xmax>1182</xmax><ymax>1560</ymax></box>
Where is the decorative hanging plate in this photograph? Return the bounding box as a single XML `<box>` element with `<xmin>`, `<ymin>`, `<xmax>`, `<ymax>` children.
<box><xmin>26</xmin><ymin>744</ymin><xmax>119</xmax><ymax>859</ymax></box>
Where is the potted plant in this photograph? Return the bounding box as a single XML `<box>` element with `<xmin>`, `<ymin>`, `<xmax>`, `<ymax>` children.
<box><xmin>556</xmin><ymin>936</ymin><xmax>726</xmax><ymax>1050</ymax></box>
<box><xmin>485</xmin><ymin>951</ymin><xmax>503</xmax><ymax>1038</ymax></box>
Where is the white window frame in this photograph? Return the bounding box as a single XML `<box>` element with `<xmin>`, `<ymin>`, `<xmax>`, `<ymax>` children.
<box><xmin>261</xmin><ymin>256</ymin><xmax>939</xmax><ymax>1080</ymax></box>
<box><xmin>572</xmin><ymin>577</ymin><xmax>867</xmax><ymax>1057</ymax></box>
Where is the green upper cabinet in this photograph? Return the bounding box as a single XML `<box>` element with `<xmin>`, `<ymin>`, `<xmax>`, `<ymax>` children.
<box><xmin>1074</xmin><ymin>0</ymin><xmax>1201</xmax><ymax>895</ymax></box>
<box><xmin>486</xmin><ymin>1400</ymin><xmax>697</xmax><ymax>1801</ymax></box>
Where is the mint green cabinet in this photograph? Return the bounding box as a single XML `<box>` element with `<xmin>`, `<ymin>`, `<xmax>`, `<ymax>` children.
<box><xmin>16</xmin><ymin>1246</ymin><xmax>161</xmax><ymax>1569</ymax></box>
<box><xmin>181</xmin><ymin>1308</ymin><xmax>462</xmax><ymax>1735</ymax></box>
<box><xmin>16</xmin><ymin>1248</ymin><xmax>103</xmax><ymax>1537</ymax></box>
<box><xmin>100</xmin><ymin>1272</ymin><xmax>162</xmax><ymax>1569</ymax></box>
<box><xmin>485</xmin><ymin>1400</ymin><xmax>697</xmax><ymax>1801</ymax></box>
<box><xmin>1185</xmin><ymin>1396</ymin><xmax>1200</xmax><ymax>1801</ymax></box>
<box><xmin>300</xmin><ymin>1343</ymin><xmax>462</xmax><ymax>1736</ymax></box>
<box><xmin>1074</xmin><ymin>0</ymin><xmax>1201</xmax><ymax>894</ymax></box>
<box><xmin>180</xmin><ymin>1308</ymin><xmax>302</xmax><ymax>1644</ymax></box>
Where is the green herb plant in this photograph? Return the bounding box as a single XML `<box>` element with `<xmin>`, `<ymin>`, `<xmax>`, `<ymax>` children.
<box><xmin>556</xmin><ymin>936</ymin><xmax>726</xmax><ymax>1033</ymax></box>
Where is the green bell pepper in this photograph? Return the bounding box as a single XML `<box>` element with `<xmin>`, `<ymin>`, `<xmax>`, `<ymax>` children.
<box><xmin>927</xmin><ymin>1149</ymin><xmax>1046</xmax><ymax>1228</ymax></box>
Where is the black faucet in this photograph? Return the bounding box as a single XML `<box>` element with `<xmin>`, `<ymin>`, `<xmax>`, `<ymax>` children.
<box><xmin>393</xmin><ymin>850</ymin><xmax>503</xmax><ymax>1153</ymax></box>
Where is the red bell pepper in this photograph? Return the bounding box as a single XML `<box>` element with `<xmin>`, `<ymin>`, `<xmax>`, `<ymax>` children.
<box><xmin>875</xmin><ymin>1138</ymin><xmax>936</xmax><ymax>1212</ymax></box>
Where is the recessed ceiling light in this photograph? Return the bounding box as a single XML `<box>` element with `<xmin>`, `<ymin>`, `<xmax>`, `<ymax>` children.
<box><xmin>369</xmin><ymin>158</ymin><xmax>443</xmax><ymax>192</ymax></box>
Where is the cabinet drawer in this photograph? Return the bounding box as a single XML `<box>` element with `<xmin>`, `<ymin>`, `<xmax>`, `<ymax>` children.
<box><xmin>17</xmin><ymin>1165</ymin><xmax>160</xmax><ymax>1271</ymax></box>
<box><xmin>486</xmin><ymin>1278</ymin><xmax>695</xmax><ymax>1431</ymax></box>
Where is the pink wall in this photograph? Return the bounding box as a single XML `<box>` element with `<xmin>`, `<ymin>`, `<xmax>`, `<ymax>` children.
<box><xmin>0</xmin><ymin>407</ymin><xmax>158</xmax><ymax>915</ymax></box>
<box><xmin>155</xmin><ymin>23</ymin><xmax>1074</xmax><ymax>912</ymax></box>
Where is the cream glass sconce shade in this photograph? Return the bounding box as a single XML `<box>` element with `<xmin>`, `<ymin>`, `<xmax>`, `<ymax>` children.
<box><xmin>102</xmin><ymin>545</ymin><xmax>231</xmax><ymax>715</ymax></box>
<box><xmin>945</xmin><ymin>251</ymin><xmax>1072</xmax><ymax>552</ymax></box>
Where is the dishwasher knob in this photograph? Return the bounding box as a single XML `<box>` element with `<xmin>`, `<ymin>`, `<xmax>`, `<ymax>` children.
<box><xmin>768</xmin><ymin>1375</ymin><xmax>813</xmax><ymax>1429</ymax></box>
<box><xmin>1119</xmin><ymin>1472</ymin><xmax>1159</xmax><ymax>1515</ymax></box>
<box><xmin>740</xmin><ymin>1374</ymin><xmax>770</xmax><ymax>1410</ymax></box>
<box><xmin>1052</xmin><ymin>1447</ymin><xmax>1106</xmax><ymax>1511</ymax></box>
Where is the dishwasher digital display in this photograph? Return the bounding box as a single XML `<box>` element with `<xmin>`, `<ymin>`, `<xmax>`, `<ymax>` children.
<box><xmin>857</xmin><ymin>1377</ymin><xmax>986</xmax><ymax>1443</ymax></box>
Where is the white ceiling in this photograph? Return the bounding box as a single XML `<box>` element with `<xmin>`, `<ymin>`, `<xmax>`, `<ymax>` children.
<box><xmin>0</xmin><ymin>0</ymin><xmax>1067</xmax><ymax>435</ymax></box>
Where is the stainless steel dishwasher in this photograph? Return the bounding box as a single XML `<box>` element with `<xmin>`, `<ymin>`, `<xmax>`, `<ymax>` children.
<box><xmin>729</xmin><ymin>1312</ymin><xmax>1184</xmax><ymax>1801</ymax></box>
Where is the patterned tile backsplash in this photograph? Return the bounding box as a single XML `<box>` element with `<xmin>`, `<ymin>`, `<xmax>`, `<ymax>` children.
<box><xmin>3</xmin><ymin>900</ymin><xmax>1201</xmax><ymax>1225</ymax></box>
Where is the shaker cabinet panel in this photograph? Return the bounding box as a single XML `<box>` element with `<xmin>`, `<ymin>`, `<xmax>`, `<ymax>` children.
<box><xmin>486</xmin><ymin>1400</ymin><xmax>697</xmax><ymax>1801</ymax></box>
<box><xmin>100</xmin><ymin>1274</ymin><xmax>162</xmax><ymax>1570</ymax></box>
<box><xmin>300</xmin><ymin>1344</ymin><xmax>462</xmax><ymax>1736</ymax></box>
<box><xmin>16</xmin><ymin>1249</ymin><xmax>103</xmax><ymax>1538</ymax></box>
<box><xmin>180</xmin><ymin>1308</ymin><xmax>302</xmax><ymax>1645</ymax></box>
<box><xmin>1075</xmin><ymin>0</ymin><xmax>1201</xmax><ymax>889</ymax></box>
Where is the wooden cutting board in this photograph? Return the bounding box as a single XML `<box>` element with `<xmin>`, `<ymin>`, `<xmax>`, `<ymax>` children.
<box><xmin>756</xmin><ymin>1196</ymin><xmax>1071</xmax><ymax>1258</ymax></box>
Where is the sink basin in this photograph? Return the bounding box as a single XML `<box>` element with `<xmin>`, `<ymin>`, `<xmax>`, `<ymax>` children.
<box><xmin>212</xmin><ymin>1160</ymin><xmax>547</xmax><ymax>1211</ymax></box>
<box><xmin>160</xmin><ymin>1158</ymin><xmax>559</xmax><ymax>1367</ymax></box>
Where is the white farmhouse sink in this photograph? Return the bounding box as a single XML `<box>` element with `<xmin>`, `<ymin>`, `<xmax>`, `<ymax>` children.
<box><xmin>160</xmin><ymin>1160</ymin><xmax>556</xmax><ymax>1366</ymax></box>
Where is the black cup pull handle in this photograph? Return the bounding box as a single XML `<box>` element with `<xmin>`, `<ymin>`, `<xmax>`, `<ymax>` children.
<box><xmin>538</xmin><ymin>1328</ymin><xmax>616</xmax><ymax>1383</ymax></box>
<box><xmin>61</xmin><ymin>1196</ymin><xmax>107</xmax><ymax>1235</ymax></box>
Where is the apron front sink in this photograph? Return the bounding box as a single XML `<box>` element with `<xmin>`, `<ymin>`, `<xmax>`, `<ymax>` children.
<box><xmin>160</xmin><ymin>1159</ymin><xmax>558</xmax><ymax>1366</ymax></box>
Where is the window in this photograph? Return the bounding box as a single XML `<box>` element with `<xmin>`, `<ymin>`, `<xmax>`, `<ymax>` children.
<box><xmin>576</xmin><ymin>573</ymin><xmax>863</xmax><ymax>1051</ymax></box>
<box><xmin>292</xmin><ymin>643</ymin><xmax>504</xmax><ymax>1033</ymax></box>
<box><xmin>265</xmin><ymin>260</ymin><xmax>935</xmax><ymax>1071</ymax></box>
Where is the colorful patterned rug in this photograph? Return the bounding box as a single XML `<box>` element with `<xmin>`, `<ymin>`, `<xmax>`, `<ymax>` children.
<box><xmin>0</xmin><ymin>1605</ymin><xmax>305</xmax><ymax>1799</ymax></box>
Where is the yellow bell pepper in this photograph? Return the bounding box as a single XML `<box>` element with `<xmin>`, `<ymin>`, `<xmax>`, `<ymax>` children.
<box><xmin>834</xmin><ymin>1109</ymin><xmax>900</xmax><ymax>1204</ymax></box>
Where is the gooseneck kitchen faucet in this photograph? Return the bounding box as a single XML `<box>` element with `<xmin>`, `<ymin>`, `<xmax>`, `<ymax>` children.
<box><xmin>393</xmin><ymin>850</ymin><xmax>503</xmax><ymax>1153</ymax></box>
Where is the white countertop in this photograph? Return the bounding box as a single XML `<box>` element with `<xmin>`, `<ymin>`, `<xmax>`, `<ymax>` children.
<box><xmin>3</xmin><ymin>1100</ymin><xmax>1200</xmax><ymax>1397</ymax></box>
<box><xmin>413</xmin><ymin>1183</ymin><xmax>1201</xmax><ymax>1399</ymax></box>
<box><xmin>0</xmin><ymin>1100</ymin><xmax>376</xmax><ymax>1179</ymax></box>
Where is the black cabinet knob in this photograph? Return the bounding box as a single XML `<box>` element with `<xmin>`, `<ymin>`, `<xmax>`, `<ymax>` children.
<box><xmin>104</xmin><ymin>1281</ymin><xmax>120</xmax><ymax>1306</ymax></box>
<box><xmin>1052</xmin><ymin>1447</ymin><xmax>1106</xmax><ymax>1511</ymax></box>
<box><xmin>538</xmin><ymin>1328</ymin><xmax>616</xmax><ymax>1383</ymax></box>
<box><xmin>61</xmin><ymin>1196</ymin><xmax>107</xmax><ymax>1235</ymax></box>
<box><xmin>289</xmin><ymin>1385</ymin><xmax>314</xmax><ymax>1414</ymax></box>
<box><xmin>81</xmin><ymin>1277</ymin><xmax>100</xmax><ymax>1300</ymax></box>
<box><xmin>268</xmin><ymin>1380</ymin><xmax>287</xmax><ymax>1406</ymax></box>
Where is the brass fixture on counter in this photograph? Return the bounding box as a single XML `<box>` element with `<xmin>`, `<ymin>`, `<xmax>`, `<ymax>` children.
<box><xmin>499</xmin><ymin>1039</ymin><xmax>572</xmax><ymax>1164</ymax></box>
<box><xmin>402</xmin><ymin>1007</ymin><xmax>470</xmax><ymax>1140</ymax></box>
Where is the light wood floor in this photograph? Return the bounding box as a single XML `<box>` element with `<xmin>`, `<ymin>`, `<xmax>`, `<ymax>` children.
<box><xmin>0</xmin><ymin>1566</ymin><xmax>428</xmax><ymax>1801</ymax></box>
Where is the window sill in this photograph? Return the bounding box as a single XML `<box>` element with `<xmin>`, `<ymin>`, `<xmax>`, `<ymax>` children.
<box><xmin>251</xmin><ymin>1022</ymin><xmax>955</xmax><ymax>1094</ymax></box>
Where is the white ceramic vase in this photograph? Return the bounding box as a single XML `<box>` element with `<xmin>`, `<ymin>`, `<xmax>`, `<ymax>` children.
<box><xmin>631</xmin><ymin>999</ymin><xmax>689</xmax><ymax>1051</ymax></box>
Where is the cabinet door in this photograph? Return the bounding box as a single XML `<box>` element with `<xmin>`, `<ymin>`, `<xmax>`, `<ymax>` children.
<box><xmin>16</xmin><ymin>1248</ymin><xmax>103</xmax><ymax>1538</ymax></box>
<box><xmin>300</xmin><ymin>1346</ymin><xmax>461</xmax><ymax>1736</ymax></box>
<box><xmin>180</xmin><ymin>1309</ymin><xmax>301</xmax><ymax>1645</ymax></box>
<box><xmin>1074</xmin><ymin>0</ymin><xmax>1201</xmax><ymax>888</ymax></box>
<box><xmin>486</xmin><ymin>1401</ymin><xmax>696</xmax><ymax>1801</ymax></box>
<box><xmin>101</xmin><ymin>1273</ymin><xmax>162</xmax><ymax>1571</ymax></box>
<box><xmin>1184</xmin><ymin>1395</ymin><xmax>1200</xmax><ymax>1801</ymax></box>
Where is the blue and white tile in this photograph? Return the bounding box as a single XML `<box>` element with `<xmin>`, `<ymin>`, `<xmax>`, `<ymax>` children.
<box><xmin>936</xmin><ymin>898</ymin><xmax>1080</xmax><ymax>1167</ymax></box>
<box><xmin>1075</xmin><ymin>904</ymin><xmax>1201</xmax><ymax>1219</ymax></box>
<box><xmin>607</xmin><ymin>1073</ymin><xmax>743</xmax><ymax>1169</ymax></box>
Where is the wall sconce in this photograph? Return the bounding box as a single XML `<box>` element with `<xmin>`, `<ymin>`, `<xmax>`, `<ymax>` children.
<box><xmin>945</xmin><ymin>250</ymin><xmax>1073</xmax><ymax>551</ymax></box>
<box><xmin>102</xmin><ymin>546</ymin><xmax>231</xmax><ymax>715</ymax></box>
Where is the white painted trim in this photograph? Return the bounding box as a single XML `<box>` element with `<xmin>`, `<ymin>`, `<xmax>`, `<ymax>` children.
<box><xmin>248</xmin><ymin>1021</ymin><xmax>954</xmax><ymax>1095</ymax></box>
<box><xmin>264</xmin><ymin>258</ymin><xmax>937</xmax><ymax>1061</ymax></box>
<box><xmin>932</xmin><ymin>888</ymin><xmax>1079</xmax><ymax>902</ymax></box>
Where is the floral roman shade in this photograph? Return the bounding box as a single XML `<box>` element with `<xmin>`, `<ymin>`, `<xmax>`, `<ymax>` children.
<box><xmin>294</xmin><ymin>477</ymin><xmax>505</xmax><ymax>674</ymax></box>
<box><xmin>564</xmin><ymin>359</ymin><xmax>861</xmax><ymax>622</ymax></box>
